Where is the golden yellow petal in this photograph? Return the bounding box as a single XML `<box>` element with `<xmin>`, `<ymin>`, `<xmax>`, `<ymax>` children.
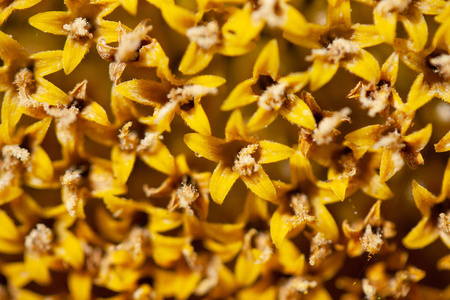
<box><xmin>246</xmin><ymin>107</ymin><xmax>278</xmax><ymax>132</ymax></box>
<box><xmin>184</xmin><ymin>133</ymin><xmax>227</xmax><ymax>163</ymax></box>
<box><xmin>68</xmin><ymin>272</ymin><xmax>92</xmax><ymax>300</ymax></box>
<box><xmin>235</xmin><ymin>252</ymin><xmax>263</xmax><ymax>286</ymax></box>
<box><xmin>374</xmin><ymin>8</ymin><xmax>397</xmax><ymax>44</ymax></box>
<box><xmin>63</xmin><ymin>38</ymin><xmax>91</xmax><ymax>74</ymax></box>
<box><xmin>402</xmin><ymin>216</ymin><xmax>440</xmax><ymax>249</ymax></box>
<box><xmin>258</xmin><ymin>140</ymin><xmax>294</xmax><ymax>164</ymax></box>
<box><xmin>309</xmin><ymin>60</ymin><xmax>339</xmax><ymax>91</ymax></box>
<box><xmin>28</xmin><ymin>11</ymin><xmax>71</xmax><ymax>35</ymax></box>
<box><xmin>179</xmin><ymin>42</ymin><xmax>215</xmax><ymax>75</ymax></box>
<box><xmin>241</xmin><ymin>167</ymin><xmax>277</xmax><ymax>202</ymax></box>
<box><xmin>210</xmin><ymin>162</ymin><xmax>239</xmax><ymax>204</ymax></box>
<box><xmin>180</xmin><ymin>101</ymin><xmax>212</xmax><ymax>135</ymax></box>
<box><xmin>252</xmin><ymin>39</ymin><xmax>279</xmax><ymax>79</ymax></box>
<box><xmin>221</xmin><ymin>79</ymin><xmax>258</xmax><ymax>111</ymax></box>
<box><xmin>399</xmin><ymin>8</ymin><xmax>428</xmax><ymax>52</ymax></box>
<box><xmin>280</xmin><ymin>94</ymin><xmax>316</xmax><ymax>130</ymax></box>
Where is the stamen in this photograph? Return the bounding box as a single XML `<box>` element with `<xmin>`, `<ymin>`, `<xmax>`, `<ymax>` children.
<box><xmin>136</xmin><ymin>132</ymin><xmax>161</xmax><ymax>153</ymax></box>
<box><xmin>362</xmin><ymin>279</ymin><xmax>377</xmax><ymax>300</ymax></box>
<box><xmin>312</xmin><ymin>107</ymin><xmax>351</xmax><ymax>145</ymax></box>
<box><xmin>63</xmin><ymin>17</ymin><xmax>93</xmax><ymax>39</ymax></box>
<box><xmin>360</xmin><ymin>224</ymin><xmax>383</xmax><ymax>255</ymax></box>
<box><xmin>309</xmin><ymin>232</ymin><xmax>332</xmax><ymax>266</ymax></box>
<box><xmin>279</xmin><ymin>277</ymin><xmax>318</xmax><ymax>299</ymax></box>
<box><xmin>258</xmin><ymin>82</ymin><xmax>288</xmax><ymax>110</ymax></box>
<box><xmin>252</xmin><ymin>0</ymin><xmax>288</xmax><ymax>28</ymax></box>
<box><xmin>118</xmin><ymin>122</ymin><xmax>139</xmax><ymax>151</ymax></box>
<box><xmin>429</xmin><ymin>54</ymin><xmax>450</xmax><ymax>79</ymax></box>
<box><xmin>186</xmin><ymin>21</ymin><xmax>220</xmax><ymax>50</ymax></box>
<box><xmin>290</xmin><ymin>194</ymin><xmax>315</xmax><ymax>224</ymax></box>
<box><xmin>25</xmin><ymin>224</ymin><xmax>53</xmax><ymax>257</ymax></box>
<box><xmin>232</xmin><ymin>144</ymin><xmax>260</xmax><ymax>176</ymax></box>
<box><xmin>438</xmin><ymin>212</ymin><xmax>450</xmax><ymax>233</ymax></box>
<box><xmin>176</xmin><ymin>183</ymin><xmax>199</xmax><ymax>216</ymax></box>
<box><xmin>306</xmin><ymin>39</ymin><xmax>360</xmax><ymax>63</ymax></box>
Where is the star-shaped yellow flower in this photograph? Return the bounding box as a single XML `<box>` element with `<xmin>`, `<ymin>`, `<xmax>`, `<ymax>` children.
<box><xmin>403</xmin><ymin>159</ymin><xmax>450</xmax><ymax>249</ymax></box>
<box><xmin>148</xmin><ymin>1</ymin><xmax>260</xmax><ymax>74</ymax></box>
<box><xmin>184</xmin><ymin>109</ymin><xmax>294</xmax><ymax>203</ymax></box>
<box><xmin>221</xmin><ymin>39</ymin><xmax>315</xmax><ymax>132</ymax></box>
<box><xmin>29</xmin><ymin>0</ymin><xmax>120</xmax><ymax>74</ymax></box>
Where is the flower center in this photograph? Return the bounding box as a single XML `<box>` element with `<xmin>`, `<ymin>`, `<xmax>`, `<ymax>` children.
<box><xmin>251</xmin><ymin>0</ymin><xmax>288</xmax><ymax>28</ymax></box>
<box><xmin>176</xmin><ymin>183</ymin><xmax>199</xmax><ymax>216</ymax></box>
<box><xmin>290</xmin><ymin>193</ymin><xmax>315</xmax><ymax>224</ymax></box>
<box><xmin>377</xmin><ymin>0</ymin><xmax>412</xmax><ymax>15</ymax></box>
<box><xmin>63</xmin><ymin>17</ymin><xmax>93</xmax><ymax>40</ymax></box>
<box><xmin>307</xmin><ymin>38</ymin><xmax>360</xmax><ymax>64</ymax></box>
<box><xmin>438</xmin><ymin>212</ymin><xmax>450</xmax><ymax>233</ymax></box>
<box><xmin>118</xmin><ymin>122</ymin><xmax>139</xmax><ymax>151</ymax></box>
<box><xmin>258</xmin><ymin>81</ymin><xmax>288</xmax><ymax>110</ymax></box>
<box><xmin>429</xmin><ymin>54</ymin><xmax>450</xmax><ymax>80</ymax></box>
<box><xmin>186</xmin><ymin>21</ymin><xmax>220</xmax><ymax>50</ymax></box>
<box><xmin>312</xmin><ymin>107</ymin><xmax>351</xmax><ymax>145</ymax></box>
<box><xmin>360</xmin><ymin>224</ymin><xmax>384</xmax><ymax>255</ymax></box>
<box><xmin>232</xmin><ymin>143</ymin><xmax>260</xmax><ymax>176</ymax></box>
<box><xmin>25</xmin><ymin>224</ymin><xmax>53</xmax><ymax>257</ymax></box>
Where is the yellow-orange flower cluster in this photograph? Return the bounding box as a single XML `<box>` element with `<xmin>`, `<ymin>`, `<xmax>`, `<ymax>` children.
<box><xmin>0</xmin><ymin>0</ymin><xmax>449</xmax><ymax>299</ymax></box>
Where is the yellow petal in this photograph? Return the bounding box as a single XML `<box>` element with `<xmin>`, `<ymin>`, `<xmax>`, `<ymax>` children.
<box><xmin>258</xmin><ymin>140</ymin><xmax>294</xmax><ymax>164</ymax></box>
<box><xmin>63</xmin><ymin>38</ymin><xmax>91</xmax><ymax>74</ymax></box>
<box><xmin>309</xmin><ymin>59</ymin><xmax>339</xmax><ymax>91</ymax></box>
<box><xmin>241</xmin><ymin>167</ymin><xmax>277</xmax><ymax>202</ymax></box>
<box><xmin>28</xmin><ymin>146</ymin><xmax>54</xmax><ymax>183</ymax></box>
<box><xmin>204</xmin><ymin>239</ymin><xmax>242</xmax><ymax>262</ymax></box>
<box><xmin>120</xmin><ymin>0</ymin><xmax>138</xmax><ymax>15</ymax></box>
<box><xmin>25</xmin><ymin>255</ymin><xmax>51</xmax><ymax>285</ymax></box>
<box><xmin>351</xmin><ymin>24</ymin><xmax>385</xmax><ymax>48</ymax></box>
<box><xmin>235</xmin><ymin>252</ymin><xmax>262</xmax><ymax>286</ymax></box>
<box><xmin>412</xmin><ymin>180</ymin><xmax>437</xmax><ymax>216</ymax></box>
<box><xmin>270</xmin><ymin>207</ymin><xmax>295</xmax><ymax>247</ymax></box>
<box><xmin>342</xmin><ymin>49</ymin><xmax>381</xmax><ymax>82</ymax></box>
<box><xmin>30</xmin><ymin>50</ymin><xmax>64</xmax><ymax>76</ymax></box>
<box><xmin>399</xmin><ymin>8</ymin><xmax>428</xmax><ymax>52</ymax></box>
<box><xmin>115</xmin><ymin>79</ymin><xmax>167</xmax><ymax>106</ymax></box>
<box><xmin>68</xmin><ymin>272</ymin><xmax>92</xmax><ymax>300</ymax></box>
<box><xmin>0</xmin><ymin>210</ymin><xmax>20</xmax><ymax>240</ymax></box>
<box><xmin>246</xmin><ymin>107</ymin><xmax>278</xmax><ymax>132</ymax></box>
<box><xmin>28</xmin><ymin>11</ymin><xmax>71</xmax><ymax>35</ymax></box>
<box><xmin>179</xmin><ymin>101</ymin><xmax>212</xmax><ymax>135</ymax></box>
<box><xmin>221</xmin><ymin>79</ymin><xmax>258</xmax><ymax>111</ymax></box>
<box><xmin>404</xmin><ymin>73</ymin><xmax>433</xmax><ymax>111</ymax></box>
<box><xmin>280</xmin><ymin>94</ymin><xmax>316</xmax><ymax>130</ymax></box>
<box><xmin>184</xmin><ymin>133</ymin><xmax>226</xmax><ymax>163</ymax></box>
<box><xmin>97</xmin><ymin>20</ymin><xmax>121</xmax><ymax>43</ymax></box>
<box><xmin>111</xmin><ymin>145</ymin><xmax>136</xmax><ymax>185</ymax></box>
<box><xmin>402</xmin><ymin>216</ymin><xmax>439</xmax><ymax>249</ymax></box>
<box><xmin>374</xmin><ymin>8</ymin><xmax>397</xmax><ymax>44</ymax></box>
<box><xmin>210</xmin><ymin>162</ymin><xmax>239</xmax><ymax>204</ymax></box>
<box><xmin>379</xmin><ymin>148</ymin><xmax>402</xmax><ymax>182</ymax></box>
<box><xmin>222</xmin><ymin>4</ymin><xmax>263</xmax><ymax>46</ymax></box>
<box><xmin>55</xmin><ymin>230</ymin><xmax>85</xmax><ymax>270</ymax></box>
<box><xmin>381</xmin><ymin>52</ymin><xmax>399</xmax><ymax>84</ymax></box>
<box><xmin>139</xmin><ymin>142</ymin><xmax>175</xmax><ymax>175</ymax></box>
<box><xmin>311</xmin><ymin>199</ymin><xmax>339</xmax><ymax>241</ymax></box>
<box><xmin>80</xmin><ymin>101</ymin><xmax>111</xmax><ymax>126</ymax></box>
<box><xmin>159</xmin><ymin>2</ymin><xmax>196</xmax><ymax>35</ymax></box>
<box><xmin>360</xmin><ymin>170</ymin><xmax>394</xmax><ymax>200</ymax></box>
<box><xmin>187</xmin><ymin>75</ymin><xmax>226</xmax><ymax>88</ymax></box>
<box><xmin>151</xmin><ymin>233</ymin><xmax>186</xmax><ymax>267</ymax></box>
<box><xmin>179</xmin><ymin>42</ymin><xmax>215</xmax><ymax>75</ymax></box>
<box><xmin>253</xmin><ymin>39</ymin><xmax>279</xmax><ymax>79</ymax></box>
<box><xmin>225</xmin><ymin>109</ymin><xmax>247</xmax><ymax>140</ymax></box>
<box><xmin>403</xmin><ymin>123</ymin><xmax>432</xmax><ymax>152</ymax></box>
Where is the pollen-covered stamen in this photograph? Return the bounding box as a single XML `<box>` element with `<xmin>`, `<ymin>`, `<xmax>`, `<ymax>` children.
<box><xmin>309</xmin><ymin>232</ymin><xmax>332</xmax><ymax>266</ymax></box>
<box><xmin>243</xmin><ymin>229</ymin><xmax>273</xmax><ymax>264</ymax></box>
<box><xmin>312</xmin><ymin>107</ymin><xmax>351</xmax><ymax>145</ymax></box>
<box><xmin>187</xmin><ymin>21</ymin><xmax>220</xmax><ymax>50</ymax></box>
<box><xmin>232</xmin><ymin>143</ymin><xmax>260</xmax><ymax>176</ymax></box>
<box><xmin>358</xmin><ymin>82</ymin><xmax>391</xmax><ymax>117</ymax></box>
<box><xmin>119</xmin><ymin>122</ymin><xmax>139</xmax><ymax>151</ymax></box>
<box><xmin>258</xmin><ymin>81</ymin><xmax>288</xmax><ymax>110</ymax></box>
<box><xmin>176</xmin><ymin>183</ymin><xmax>199</xmax><ymax>216</ymax></box>
<box><xmin>377</xmin><ymin>0</ymin><xmax>412</xmax><ymax>15</ymax></box>
<box><xmin>136</xmin><ymin>132</ymin><xmax>161</xmax><ymax>153</ymax></box>
<box><xmin>438</xmin><ymin>212</ymin><xmax>450</xmax><ymax>233</ymax></box>
<box><xmin>290</xmin><ymin>194</ymin><xmax>315</xmax><ymax>224</ymax></box>
<box><xmin>362</xmin><ymin>279</ymin><xmax>377</xmax><ymax>300</ymax></box>
<box><xmin>194</xmin><ymin>255</ymin><xmax>220</xmax><ymax>296</ymax></box>
<box><xmin>182</xmin><ymin>240</ymin><xmax>202</xmax><ymax>272</ymax></box>
<box><xmin>109</xmin><ymin>227</ymin><xmax>149</xmax><ymax>259</ymax></box>
<box><xmin>278</xmin><ymin>277</ymin><xmax>318</xmax><ymax>299</ymax></box>
<box><xmin>373</xmin><ymin>130</ymin><xmax>405</xmax><ymax>171</ymax></box>
<box><xmin>168</xmin><ymin>85</ymin><xmax>218</xmax><ymax>105</ymax></box>
<box><xmin>251</xmin><ymin>0</ymin><xmax>288</xmax><ymax>28</ymax></box>
<box><xmin>306</xmin><ymin>38</ymin><xmax>360</xmax><ymax>64</ymax></box>
<box><xmin>0</xmin><ymin>145</ymin><xmax>30</xmax><ymax>191</ymax></box>
<box><xmin>429</xmin><ymin>54</ymin><xmax>450</xmax><ymax>80</ymax></box>
<box><xmin>14</xmin><ymin>68</ymin><xmax>36</xmax><ymax>104</ymax></box>
<box><xmin>116</xmin><ymin>22</ymin><xmax>153</xmax><ymax>62</ymax></box>
<box><xmin>63</xmin><ymin>17</ymin><xmax>93</xmax><ymax>40</ymax></box>
<box><xmin>61</xmin><ymin>167</ymin><xmax>84</xmax><ymax>217</ymax></box>
<box><xmin>360</xmin><ymin>224</ymin><xmax>384</xmax><ymax>255</ymax></box>
<box><xmin>25</xmin><ymin>223</ymin><xmax>53</xmax><ymax>257</ymax></box>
